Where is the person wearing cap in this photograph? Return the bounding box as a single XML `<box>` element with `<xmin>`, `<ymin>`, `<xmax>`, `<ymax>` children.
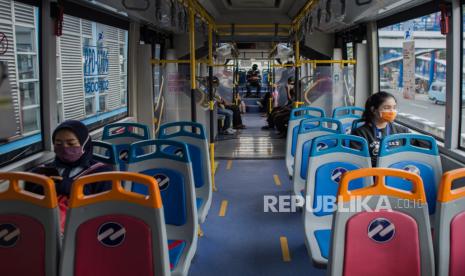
<box><xmin>26</xmin><ymin>120</ymin><xmax>113</xmax><ymax>231</ymax></box>
<box><xmin>246</xmin><ymin>64</ymin><xmax>262</xmax><ymax>98</ymax></box>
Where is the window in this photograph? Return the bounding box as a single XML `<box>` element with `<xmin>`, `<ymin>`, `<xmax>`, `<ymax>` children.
<box><xmin>378</xmin><ymin>11</ymin><xmax>446</xmax><ymax>140</ymax></box>
<box><xmin>58</xmin><ymin>15</ymin><xmax>128</xmax><ymax>130</ymax></box>
<box><xmin>0</xmin><ymin>1</ymin><xmax>42</xmax><ymax>166</ymax></box>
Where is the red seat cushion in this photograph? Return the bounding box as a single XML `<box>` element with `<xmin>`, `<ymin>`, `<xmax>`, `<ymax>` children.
<box><xmin>74</xmin><ymin>215</ymin><xmax>154</xmax><ymax>276</ymax></box>
<box><xmin>343</xmin><ymin>210</ymin><xmax>421</xmax><ymax>276</ymax></box>
<box><xmin>0</xmin><ymin>215</ymin><xmax>45</xmax><ymax>276</ymax></box>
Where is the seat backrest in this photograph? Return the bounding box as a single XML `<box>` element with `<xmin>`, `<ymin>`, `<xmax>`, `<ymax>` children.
<box><xmin>285</xmin><ymin>107</ymin><xmax>326</xmax><ymax>176</ymax></box>
<box><xmin>158</xmin><ymin>121</ymin><xmax>210</xmax><ymax>190</ymax></box>
<box><xmin>328</xmin><ymin>168</ymin><xmax>434</xmax><ymax>276</ymax></box>
<box><xmin>102</xmin><ymin>123</ymin><xmax>151</xmax><ymax>170</ymax></box>
<box><xmin>92</xmin><ymin>141</ymin><xmax>118</xmax><ymax>170</ymax></box>
<box><xmin>350</xmin><ymin>118</ymin><xmax>365</xmax><ymax>132</ymax></box>
<box><xmin>60</xmin><ymin>172</ymin><xmax>170</xmax><ymax>276</ymax></box>
<box><xmin>332</xmin><ymin>106</ymin><xmax>364</xmax><ymax>134</ymax></box>
<box><xmin>304</xmin><ymin>134</ymin><xmax>371</xmax><ymax>216</ymax></box>
<box><xmin>292</xmin><ymin>117</ymin><xmax>342</xmax><ymax>196</ymax></box>
<box><xmin>378</xmin><ymin>133</ymin><xmax>442</xmax><ymax>215</ymax></box>
<box><xmin>435</xmin><ymin>169</ymin><xmax>465</xmax><ymax>276</ymax></box>
<box><xmin>0</xmin><ymin>172</ymin><xmax>60</xmax><ymax>276</ymax></box>
<box><xmin>126</xmin><ymin>139</ymin><xmax>198</xmax><ymax>237</ymax></box>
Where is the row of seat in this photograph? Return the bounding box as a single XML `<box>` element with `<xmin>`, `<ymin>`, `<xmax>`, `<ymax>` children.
<box><xmin>301</xmin><ymin>132</ymin><xmax>442</xmax><ymax>266</ymax></box>
<box><xmin>285</xmin><ymin>106</ymin><xmax>364</xmax><ymax>178</ymax></box>
<box><xmin>317</xmin><ymin>167</ymin><xmax>465</xmax><ymax>276</ymax></box>
<box><xmin>95</xmin><ymin>121</ymin><xmax>212</xmax><ymax>223</ymax></box>
<box><xmin>90</xmin><ymin>121</ymin><xmax>213</xmax><ymax>275</ymax></box>
<box><xmin>0</xmin><ymin>171</ymin><xmax>183</xmax><ymax>276</ymax></box>
<box><xmin>284</xmin><ymin>107</ymin><xmax>455</xmax><ymax>275</ymax></box>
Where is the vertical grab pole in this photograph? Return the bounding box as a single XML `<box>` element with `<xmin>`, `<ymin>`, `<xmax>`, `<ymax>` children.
<box><xmin>294</xmin><ymin>34</ymin><xmax>301</xmax><ymax>104</ymax></box>
<box><xmin>189</xmin><ymin>1</ymin><xmax>197</xmax><ymax>123</ymax></box>
<box><xmin>208</xmin><ymin>24</ymin><xmax>217</xmax><ymax>192</ymax></box>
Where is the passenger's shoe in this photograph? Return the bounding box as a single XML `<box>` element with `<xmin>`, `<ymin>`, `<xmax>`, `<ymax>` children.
<box><xmin>234</xmin><ymin>124</ymin><xmax>246</xmax><ymax>129</ymax></box>
<box><xmin>256</xmin><ymin>101</ymin><xmax>263</xmax><ymax>108</ymax></box>
<box><xmin>224</xmin><ymin>128</ymin><xmax>236</xmax><ymax>135</ymax></box>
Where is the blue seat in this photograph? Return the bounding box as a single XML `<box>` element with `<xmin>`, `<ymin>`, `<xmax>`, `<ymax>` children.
<box><xmin>332</xmin><ymin>106</ymin><xmax>364</xmax><ymax>134</ymax></box>
<box><xmin>285</xmin><ymin>107</ymin><xmax>326</xmax><ymax>177</ymax></box>
<box><xmin>292</xmin><ymin>118</ymin><xmax>343</xmax><ymax>198</ymax></box>
<box><xmin>303</xmin><ymin>134</ymin><xmax>372</xmax><ymax>266</ymax></box>
<box><xmin>92</xmin><ymin>140</ymin><xmax>118</xmax><ymax>170</ymax></box>
<box><xmin>102</xmin><ymin>122</ymin><xmax>150</xmax><ymax>170</ymax></box>
<box><xmin>168</xmin><ymin>240</ymin><xmax>187</xmax><ymax>271</ymax></box>
<box><xmin>158</xmin><ymin>121</ymin><xmax>212</xmax><ymax>224</ymax></box>
<box><xmin>314</xmin><ymin>230</ymin><xmax>331</xmax><ymax>260</ymax></box>
<box><xmin>350</xmin><ymin>118</ymin><xmax>365</xmax><ymax>132</ymax></box>
<box><xmin>378</xmin><ymin>134</ymin><xmax>442</xmax><ymax>217</ymax></box>
<box><xmin>127</xmin><ymin>139</ymin><xmax>198</xmax><ymax>276</ymax></box>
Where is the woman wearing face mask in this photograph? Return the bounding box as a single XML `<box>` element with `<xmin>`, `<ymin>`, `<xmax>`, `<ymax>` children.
<box><xmin>26</xmin><ymin>120</ymin><xmax>112</xmax><ymax>231</ymax></box>
<box><xmin>351</xmin><ymin>91</ymin><xmax>409</xmax><ymax>167</ymax></box>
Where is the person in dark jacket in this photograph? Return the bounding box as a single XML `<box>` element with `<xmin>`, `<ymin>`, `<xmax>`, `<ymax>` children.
<box><xmin>26</xmin><ymin>120</ymin><xmax>112</xmax><ymax>231</ymax></box>
<box><xmin>351</xmin><ymin>91</ymin><xmax>409</xmax><ymax>166</ymax></box>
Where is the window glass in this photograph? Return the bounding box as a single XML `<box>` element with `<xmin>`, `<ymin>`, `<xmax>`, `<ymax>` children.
<box><xmin>378</xmin><ymin>12</ymin><xmax>446</xmax><ymax>140</ymax></box>
<box><xmin>58</xmin><ymin>15</ymin><xmax>128</xmax><ymax>130</ymax></box>
<box><xmin>0</xmin><ymin>1</ymin><xmax>42</xmax><ymax>166</ymax></box>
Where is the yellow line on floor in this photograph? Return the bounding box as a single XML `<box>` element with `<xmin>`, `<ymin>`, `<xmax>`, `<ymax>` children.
<box><xmin>226</xmin><ymin>160</ymin><xmax>233</xmax><ymax>170</ymax></box>
<box><xmin>273</xmin><ymin>174</ymin><xmax>281</xmax><ymax>186</ymax></box>
<box><xmin>219</xmin><ymin>200</ymin><xmax>228</xmax><ymax>217</ymax></box>
<box><xmin>280</xmin><ymin>236</ymin><xmax>291</xmax><ymax>262</ymax></box>
<box><xmin>213</xmin><ymin>161</ymin><xmax>219</xmax><ymax>175</ymax></box>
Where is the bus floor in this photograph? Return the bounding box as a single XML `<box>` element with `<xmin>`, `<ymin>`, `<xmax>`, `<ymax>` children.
<box><xmin>190</xmin><ymin>159</ymin><xmax>326</xmax><ymax>276</ymax></box>
<box><xmin>215</xmin><ymin>113</ymin><xmax>285</xmax><ymax>159</ymax></box>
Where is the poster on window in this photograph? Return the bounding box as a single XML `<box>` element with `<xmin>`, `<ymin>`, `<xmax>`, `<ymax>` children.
<box><xmin>402</xmin><ymin>40</ymin><xmax>415</xmax><ymax>100</ymax></box>
<box><xmin>83</xmin><ymin>45</ymin><xmax>109</xmax><ymax>94</ymax></box>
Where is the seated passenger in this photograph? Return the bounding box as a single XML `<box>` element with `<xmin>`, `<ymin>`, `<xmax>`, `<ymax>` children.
<box><xmin>25</xmin><ymin>120</ymin><xmax>112</xmax><ymax>231</ymax></box>
<box><xmin>351</xmin><ymin>91</ymin><xmax>409</xmax><ymax>166</ymax></box>
<box><xmin>262</xmin><ymin>77</ymin><xmax>295</xmax><ymax>138</ymax></box>
<box><xmin>246</xmin><ymin>64</ymin><xmax>261</xmax><ymax>98</ymax></box>
<box><xmin>217</xmin><ymin>105</ymin><xmax>236</xmax><ymax>135</ymax></box>
<box><xmin>216</xmin><ymin>94</ymin><xmax>246</xmax><ymax>130</ymax></box>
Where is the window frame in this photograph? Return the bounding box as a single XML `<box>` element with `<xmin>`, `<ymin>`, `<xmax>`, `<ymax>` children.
<box><xmin>458</xmin><ymin>3</ymin><xmax>465</xmax><ymax>150</ymax></box>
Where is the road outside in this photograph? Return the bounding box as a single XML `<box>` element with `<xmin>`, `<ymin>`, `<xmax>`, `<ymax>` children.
<box><xmin>384</xmin><ymin>88</ymin><xmax>465</xmax><ymax>143</ymax></box>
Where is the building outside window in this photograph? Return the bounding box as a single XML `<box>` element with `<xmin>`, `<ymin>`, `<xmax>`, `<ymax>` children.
<box><xmin>0</xmin><ymin>1</ymin><xmax>42</xmax><ymax>165</ymax></box>
<box><xmin>58</xmin><ymin>15</ymin><xmax>128</xmax><ymax>130</ymax></box>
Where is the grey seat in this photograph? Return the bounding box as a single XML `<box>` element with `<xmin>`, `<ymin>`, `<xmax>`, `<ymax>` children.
<box><xmin>0</xmin><ymin>172</ymin><xmax>60</xmax><ymax>276</ymax></box>
<box><xmin>60</xmin><ymin>172</ymin><xmax>171</xmax><ymax>276</ymax></box>
<box><xmin>328</xmin><ymin>168</ymin><xmax>435</xmax><ymax>276</ymax></box>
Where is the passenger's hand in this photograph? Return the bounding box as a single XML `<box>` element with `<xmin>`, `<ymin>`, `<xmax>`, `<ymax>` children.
<box><xmin>49</xmin><ymin>176</ymin><xmax>63</xmax><ymax>181</ymax></box>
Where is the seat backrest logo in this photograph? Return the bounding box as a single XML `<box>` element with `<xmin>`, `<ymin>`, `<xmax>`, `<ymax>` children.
<box><xmin>153</xmin><ymin>173</ymin><xmax>170</xmax><ymax>191</ymax></box>
<box><xmin>119</xmin><ymin>149</ymin><xmax>129</xmax><ymax>161</ymax></box>
<box><xmin>403</xmin><ymin>165</ymin><xmax>420</xmax><ymax>176</ymax></box>
<box><xmin>331</xmin><ymin>167</ymin><xmax>348</xmax><ymax>184</ymax></box>
<box><xmin>97</xmin><ymin>222</ymin><xmax>126</xmax><ymax>247</ymax></box>
<box><xmin>317</xmin><ymin>142</ymin><xmax>328</xmax><ymax>151</ymax></box>
<box><xmin>0</xmin><ymin>223</ymin><xmax>20</xmax><ymax>248</ymax></box>
<box><xmin>368</xmin><ymin>218</ymin><xmax>395</xmax><ymax>243</ymax></box>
